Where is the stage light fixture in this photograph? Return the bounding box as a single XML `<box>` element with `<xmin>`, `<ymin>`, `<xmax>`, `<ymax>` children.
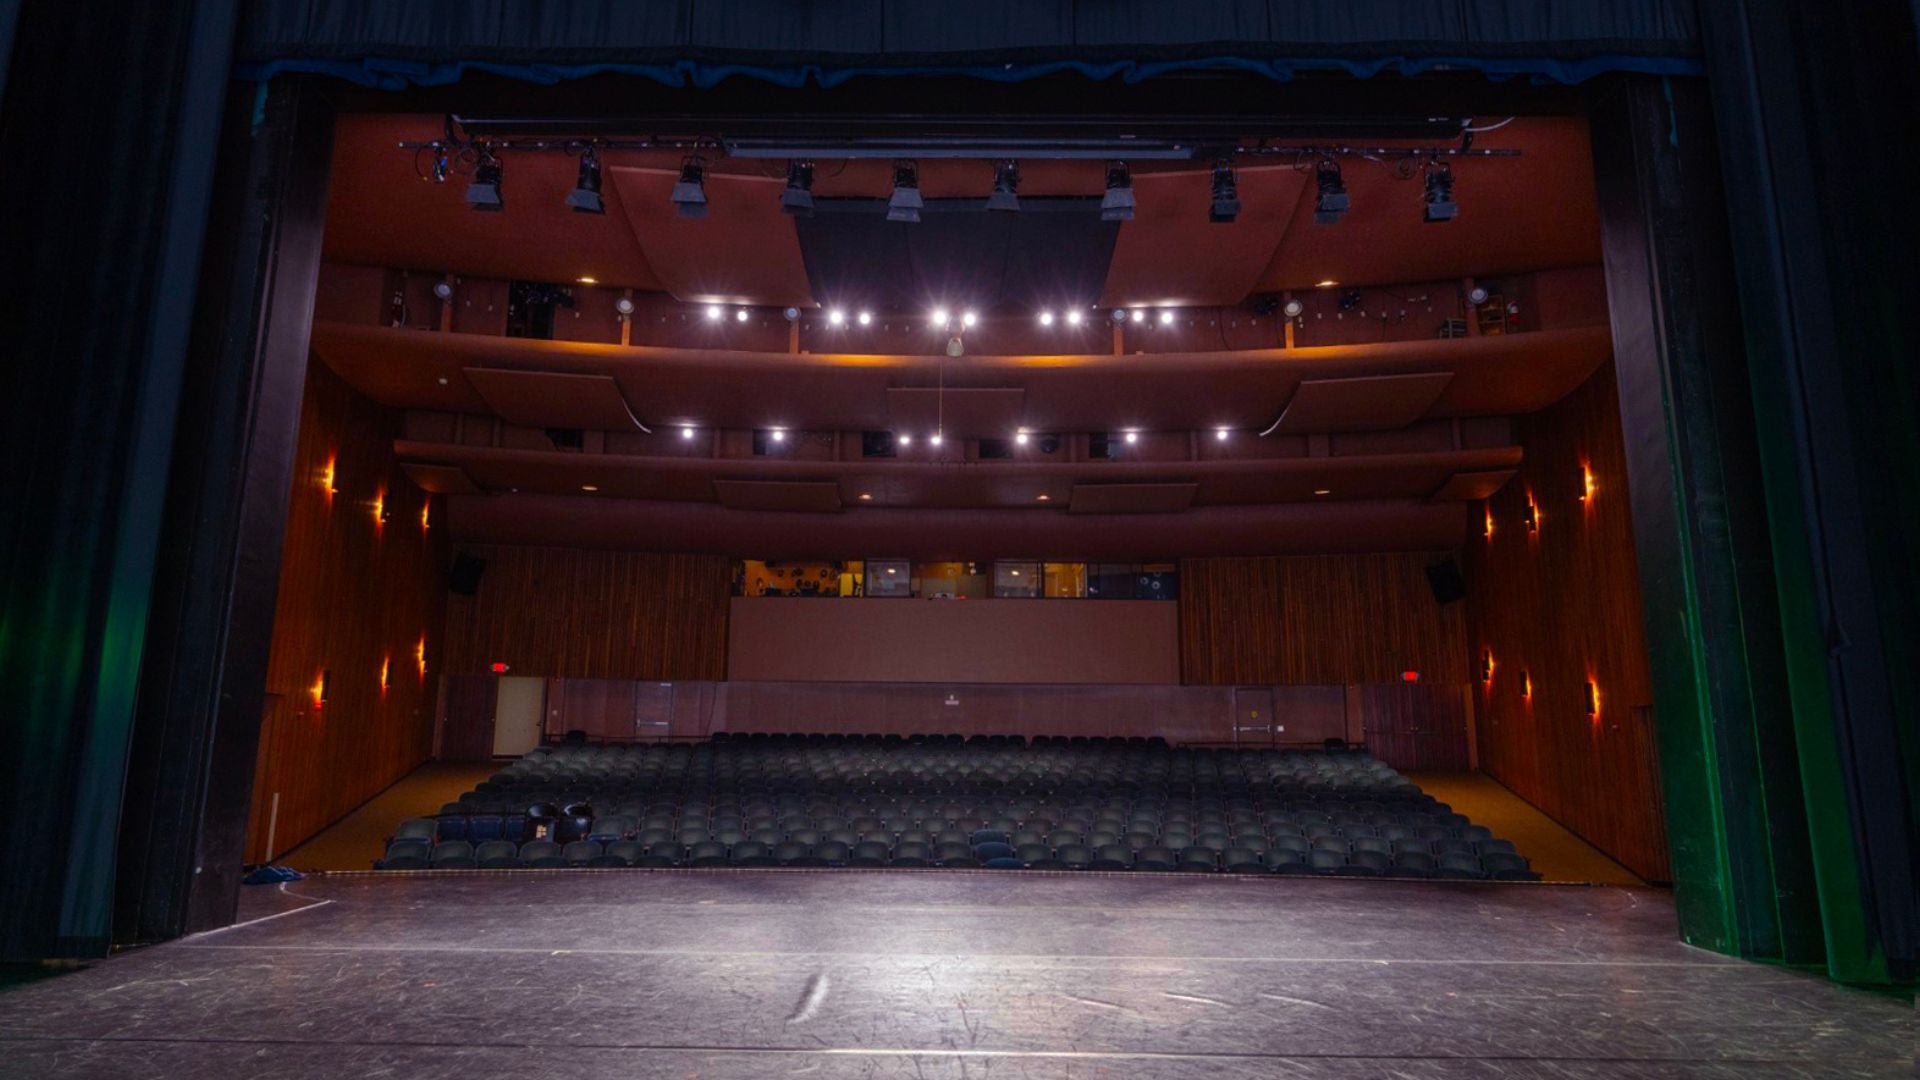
<box><xmin>961</xmin><ymin>310</ymin><xmax>978</xmax><ymax>328</ymax></box>
<box><xmin>1158</xmin><ymin>309</ymin><xmax>1175</xmax><ymax>326</ymax></box>
<box><xmin>1015</xmin><ymin>430</ymin><xmax>1029</xmax><ymax>445</ymax></box>
<box><xmin>828</xmin><ymin>308</ymin><xmax>846</xmax><ymax>326</ymax></box>
<box><xmin>987</xmin><ymin>160</ymin><xmax>1021</xmax><ymax>212</ymax></box>
<box><xmin>1124</xmin><ymin>430</ymin><xmax>1140</xmax><ymax>444</ymax></box>
<box><xmin>1312</xmin><ymin>157</ymin><xmax>1348</xmax><ymax>225</ymax></box>
<box><xmin>1215</xmin><ymin>427</ymin><xmax>1230</xmax><ymax>441</ymax></box>
<box><xmin>1209</xmin><ymin>159</ymin><xmax>1240</xmax><ymax>223</ymax></box>
<box><xmin>781</xmin><ymin>159</ymin><xmax>815</xmax><ymax>216</ymax></box>
<box><xmin>930</xmin><ymin>307</ymin><xmax>950</xmax><ymax>328</ymax></box>
<box><xmin>887</xmin><ymin>160</ymin><xmax>923</xmax><ymax>223</ymax></box>
<box><xmin>1283</xmin><ymin>298</ymin><xmax>1304</xmax><ymax>318</ymax></box>
<box><xmin>770</xmin><ymin>428</ymin><xmax>787</xmax><ymax>443</ymax></box>
<box><xmin>681</xmin><ymin>426</ymin><xmax>696</xmax><ymax>440</ymax></box>
<box><xmin>566</xmin><ymin>147</ymin><xmax>605</xmax><ymax>214</ymax></box>
<box><xmin>857</xmin><ymin>311</ymin><xmax>873</xmax><ymax>325</ymax></box>
<box><xmin>1101</xmin><ymin>161</ymin><xmax>1135</xmax><ymax>221</ymax></box>
<box><xmin>671</xmin><ymin>156</ymin><xmax>708</xmax><ymax>218</ymax></box>
<box><xmin>735</xmin><ymin>308</ymin><xmax>750</xmax><ymax>323</ymax></box>
<box><xmin>1129</xmin><ymin>308</ymin><xmax>1145</xmax><ymax>324</ymax></box>
<box><xmin>1038</xmin><ymin>310</ymin><xmax>1055</xmax><ymax>326</ymax></box>
<box><xmin>615</xmin><ymin>297</ymin><xmax>635</xmax><ymax>315</ymax></box>
<box><xmin>704</xmin><ymin>304</ymin><xmax>723</xmax><ymax>321</ymax></box>
<box><xmin>1423</xmin><ymin>160</ymin><xmax>1457</xmax><ymax>223</ymax></box>
<box><xmin>466</xmin><ymin>147</ymin><xmax>504</xmax><ymax>211</ymax></box>
<box><xmin>929</xmin><ymin>432</ymin><xmax>944</xmax><ymax>447</ymax></box>
<box><xmin>1065</xmin><ymin>309</ymin><xmax>1084</xmax><ymax>326</ymax></box>
<box><xmin>897</xmin><ymin>433</ymin><xmax>912</xmax><ymax>447</ymax></box>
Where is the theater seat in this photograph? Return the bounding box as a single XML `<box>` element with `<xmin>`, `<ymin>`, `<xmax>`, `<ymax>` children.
<box><xmin>377</xmin><ymin>840</ymin><xmax>430</xmax><ymax>870</ymax></box>
<box><xmin>519</xmin><ymin>841</ymin><xmax>567</xmax><ymax>868</ymax></box>
<box><xmin>429</xmin><ymin>841</ymin><xmax>476</xmax><ymax>869</ymax></box>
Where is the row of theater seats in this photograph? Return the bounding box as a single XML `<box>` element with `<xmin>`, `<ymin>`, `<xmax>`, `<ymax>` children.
<box><xmin>376</xmin><ymin>737</ymin><xmax>1539</xmax><ymax>879</ymax></box>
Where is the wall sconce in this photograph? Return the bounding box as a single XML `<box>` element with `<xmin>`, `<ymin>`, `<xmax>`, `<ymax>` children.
<box><xmin>311</xmin><ymin>669</ymin><xmax>330</xmax><ymax>711</ymax></box>
<box><xmin>1524</xmin><ymin>496</ymin><xmax>1539</xmax><ymax>534</ymax></box>
<box><xmin>1520</xmin><ymin>670</ymin><xmax>1532</xmax><ymax>700</ymax></box>
<box><xmin>1586</xmin><ymin>678</ymin><xmax>1600</xmax><ymax>717</ymax></box>
<box><xmin>371</xmin><ymin>488</ymin><xmax>387</xmax><ymax>529</ymax></box>
<box><xmin>1581</xmin><ymin>463</ymin><xmax>1596</xmax><ymax>503</ymax></box>
<box><xmin>416</xmin><ymin>636</ymin><xmax>428</xmax><ymax>678</ymax></box>
<box><xmin>1481</xmin><ymin>649</ymin><xmax>1494</xmax><ymax>683</ymax></box>
<box><xmin>1484</xmin><ymin>504</ymin><xmax>1495</xmax><ymax>539</ymax></box>
<box><xmin>319</xmin><ymin>454</ymin><xmax>338</xmax><ymax>500</ymax></box>
<box><xmin>380</xmin><ymin>655</ymin><xmax>391</xmax><ymax>693</ymax></box>
<box><xmin>420</xmin><ymin>501</ymin><xmax>431</xmax><ymax>532</ymax></box>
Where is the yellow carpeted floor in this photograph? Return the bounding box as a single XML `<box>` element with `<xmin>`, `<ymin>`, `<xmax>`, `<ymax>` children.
<box><xmin>1407</xmin><ymin>771</ymin><xmax>1644</xmax><ymax>885</ymax></box>
<box><xmin>276</xmin><ymin>761</ymin><xmax>499</xmax><ymax>871</ymax></box>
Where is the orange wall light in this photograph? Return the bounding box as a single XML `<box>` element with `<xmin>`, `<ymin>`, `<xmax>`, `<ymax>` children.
<box><xmin>380</xmin><ymin>654</ymin><xmax>391</xmax><ymax>694</ymax></box>
<box><xmin>319</xmin><ymin>453</ymin><xmax>338</xmax><ymax>501</ymax></box>
<box><xmin>1586</xmin><ymin>677</ymin><xmax>1601</xmax><ymax>719</ymax></box>
<box><xmin>1483</xmin><ymin>504</ymin><xmax>1495</xmax><ymax>539</ymax></box>
<box><xmin>420</xmin><ymin>500</ymin><xmax>431</xmax><ymax>532</ymax></box>
<box><xmin>310</xmin><ymin>670</ymin><xmax>328</xmax><ymax>711</ymax></box>
<box><xmin>1520</xmin><ymin>670</ymin><xmax>1532</xmax><ymax>700</ymax></box>
<box><xmin>416</xmin><ymin>635</ymin><xmax>428</xmax><ymax>679</ymax></box>
<box><xmin>371</xmin><ymin>488</ymin><xmax>387</xmax><ymax>531</ymax></box>
<box><xmin>1581</xmin><ymin>462</ymin><xmax>1597</xmax><ymax>504</ymax></box>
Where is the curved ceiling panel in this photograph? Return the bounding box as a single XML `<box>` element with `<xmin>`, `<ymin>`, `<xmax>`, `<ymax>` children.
<box><xmin>1101</xmin><ymin>164</ymin><xmax>1308</xmax><ymax>308</ymax></box>
<box><xmin>607</xmin><ymin>166</ymin><xmax>815</xmax><ymax>307</ymax></box>
<box><xmin>449</xmin><ymin>495</ymin><xmax>1470</xmax><ymax>561</ymax></box>
<box><xmin>321</xmin><ymin>115</ymin><xmax>665</xmax><ymax>290</ymax></box>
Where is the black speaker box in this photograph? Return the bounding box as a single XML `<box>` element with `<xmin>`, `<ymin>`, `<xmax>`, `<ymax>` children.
<box><xmin>1425</xmin><ymin>558</ymin><xmax>1466</xmax><ymax>604</ymax></box>
<box><xmin>449</xmin><ymin>553</ymin><xmax>486</xmax><ymax>596</ymax></box>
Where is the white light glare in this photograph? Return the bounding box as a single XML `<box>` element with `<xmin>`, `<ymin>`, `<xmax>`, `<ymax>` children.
<box><xmin>704</xmin><ymin>305</ymin><xmax>723</xmax><ymax>321</ymax></box>
<box><xmin>1065</xmin><ymin>309</ymin><xmax>1085</xmax><ymax>326</ymax></box>
<box><xmin>1214</xmin><ymin>427</ymin><xmax>1230</xmax><ymax>441</ymax></box>
<box><xmin>1038</xmin><ymin>310</ymin><xmax>1055</xmax><ymax>326</ymax></box>
<box><xmin>827</xmin><ymin>309</ymin><xmax>846</xmax><ymax>326</ymax></box>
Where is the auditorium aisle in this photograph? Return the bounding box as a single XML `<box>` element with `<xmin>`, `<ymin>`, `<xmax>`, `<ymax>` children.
<box><xmin>275</xmin><ymin>761</ymin><xmax>497</xmax><ymax>871</ymax></box>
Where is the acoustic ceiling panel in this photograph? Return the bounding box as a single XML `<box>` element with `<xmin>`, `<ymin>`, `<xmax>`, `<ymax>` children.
<box><xmin>1101</xmin><ymin>165</ymin><xmax>1308</xmax><ymax>307</ymax></box>
<box><xmin>400</xmin><ymin>463</ymin><xmax>481</xmax><ymax>494</ymax></box>
<box><xmin>1429</xmin><ymin>468</ymin><xmax>1518</xmax><ymax>502</ymax></box>
<box><xmin>607</xmin><ymin>166</ymin><xmax>815</xmax><ymax>307</ymax></box>
<box><xmin>1267</xmin><ymin>372</ymin><xmax>1456</xmax><ymax>435</ymax></box>
<box><xmin>885</xmin><ymin>387</ymin><xmax>1027</xmax><ymax>438</ymax></box>
<box><xmin>1068</xmin><ymin>482</ymin><xmax>1199</xmax><ymax>514</ymax></box>
<box><xmin>713</xmin><ymin>479</ymin><xmax>844</xmax><ymax>513</ymax></box>
<box><xmin>463</xmin><ymin>368</ymin><xmax>644</xmax><ymax>431</ymax></box>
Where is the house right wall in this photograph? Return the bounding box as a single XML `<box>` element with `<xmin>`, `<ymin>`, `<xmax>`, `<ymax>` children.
<box><xmin>1461</xmin><ymin>358</ymin><xmax>1671</xmax><ymax>882</ymax></box>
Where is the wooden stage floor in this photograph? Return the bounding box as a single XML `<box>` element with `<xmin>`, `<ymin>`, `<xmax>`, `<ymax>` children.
<box><xmin>0</xmin><ymin>872</ymin><xmax>1908</xmax><ymax>1078</ymax></box>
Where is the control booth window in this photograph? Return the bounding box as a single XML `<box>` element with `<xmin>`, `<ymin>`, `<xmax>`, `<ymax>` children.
<box><xmin>915</xmin><ymin>561</ymin><xmax>987</xmax><ymax>599</ymax></box>
<box><xmin>733</xmin><ymin>559</ymin><xmax>1174</xmax><ymax>599</ymax></box>
<box><xmin>993</xmin><ymin>561</ymin><xmax>1041</xmax><ymax>598</ymax></box>
<box><xmin>867</xmin><ymin>559</ymin><xmax>912</xmax><ymax>597</ymax></box>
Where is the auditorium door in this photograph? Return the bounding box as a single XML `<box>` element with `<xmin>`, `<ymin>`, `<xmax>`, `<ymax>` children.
<box><xmin>440</xmin><ymin>674</ymin><xmax>497</xmax><ymax>761</ymax></box>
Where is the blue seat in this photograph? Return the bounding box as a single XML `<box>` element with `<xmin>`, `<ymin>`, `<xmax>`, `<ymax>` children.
<box><xmin>378</xmin><ymin>840</ymin><xmax>430</xmax><ymax>870</ymax></box>
<box><xmin>972</xmin><ymin>841</ymin><xmax>1016</xmax><ymax>861</ymax></box>
<box><xmin>429</xmin><ymin>841</ymin><xmax>476</xmax><ymax>869</ymax></box>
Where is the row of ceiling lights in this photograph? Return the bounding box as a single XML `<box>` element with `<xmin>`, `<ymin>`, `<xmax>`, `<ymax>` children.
<box><xmin>460</xmin><ymin>148</ymin><xmax>1458</xmax><ymax>225</ymax></box>
<box><xmin>685</xmin><ymin>303</ymin><xmax>1193</xmax><ymax>328</ymax></box>
<box><xmin>664</xmin><ymin>425</ymin><xmax>1237</xmax><ymax>444</ymax></box>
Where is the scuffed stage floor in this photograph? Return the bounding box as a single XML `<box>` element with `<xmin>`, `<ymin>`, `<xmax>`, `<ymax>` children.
<box><xmin>0</xmin><ymin>871</ymin><xmax>1910</xmax><ymax>1078</ymax></box>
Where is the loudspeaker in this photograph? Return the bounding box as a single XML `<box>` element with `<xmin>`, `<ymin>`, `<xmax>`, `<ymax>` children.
<box><xmin>1425</xmin><ymin>558</ymin><xmax>1465</xmax><ymax>604</ymax></box>
<box><xmin>449</xmin><ymin>553</ymin><xmax>486</xmax><ymax>596</ymax></box>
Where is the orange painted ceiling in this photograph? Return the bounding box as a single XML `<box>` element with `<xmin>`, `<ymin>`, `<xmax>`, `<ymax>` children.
<box><xmin>321</xmin><ymin>114</ymin><xmax>1603</xmax><ymax>305</ymax></box>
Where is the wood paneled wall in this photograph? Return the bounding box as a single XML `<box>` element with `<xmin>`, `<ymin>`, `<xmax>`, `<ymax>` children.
<box><xmin>442</xmin><ymin>546</ymin><xmax>729</xmax><ymax>679</ymax></box>
<box><xmin>1460</xmin><ymin>360</ymin><xmax>1669</xmax><ymax>881</ymax></box>
<box><xmin>1179</xmin><ymin>553</ymin><xmax>1469</xmax><ymax>685</ymax></box>
<box><xmin>246</xmin><ymin>361</ymin><xmax>449</xmax><ymax>862</ymax></box>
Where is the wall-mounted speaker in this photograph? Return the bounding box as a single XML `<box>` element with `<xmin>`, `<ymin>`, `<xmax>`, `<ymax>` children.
<box><xmin>449</xmin><ymin>553</ymin><xmax>486</xmax><ymax>596</ymax></box>
<box><xmin>1425</xmin><ymin>558</ymin><xmax>1465</xmax><ymax>604</ymax></box>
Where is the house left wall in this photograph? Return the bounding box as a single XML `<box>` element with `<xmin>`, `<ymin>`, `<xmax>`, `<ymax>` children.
<box><xmin>245</xmin><ymin>359</ymin><xmax>449</xmax><ymax>863</ymax></box>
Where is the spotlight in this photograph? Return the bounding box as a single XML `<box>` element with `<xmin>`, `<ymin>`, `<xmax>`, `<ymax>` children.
<box><xmin>781</xmin><ymin>159</ymin><xmax>815</xmax><ymax>216</ymax></box>
<box><xmin>931</xmin><ymin>308</ymin><xmax>950</xmax><ymax>328</ymax></box>
<box><xmin>466</xmin><ymin>147</ymin><xmax>504</xmax><ymax>211</ymax></box>
<box><xmin>735</xmin><ymin>308</ymin><xmax>750</xmax><ymax>323</ymax></box>
<box><xmin>783</xmin><ymin>306</ymin><xmax>800</xmax><ymax>321</ymax></box>
<box><xmin>887</xmin><ymin>160</ymin><xmax>923</xmax><ymax>223</ymax></box>
<box><xmin>704</xmin><ymin>304</ymin><xmax>723</xmax><ymax>321</ymax></box>
<box><xmin>961</xmin><ymin>310</ymin><xmax>978</xmax><ymax>328</ymax></box>
<box><xmin>565</xmin><ymin>147</ymin><xmax>605</xmax><ymax>214</ymax></box>
<box><xmin>1423</xmin><ymin>160</ymin><xmax>1457</xmax><ymax>223</ymax></box>
<box><xmin>1124</xmin><ymin>430</ymin><xmax>1140</xmax><ymax>444</ymax></box>
<box><xmin>1038</xmin><ymin>310</ymin><xmax>1055</xmax><ymax>326</ymax></box>
<box><xmin>1158</xmin><ymin>309</ymin><xmax>1174</xmax><ymax>326</ymax></box>
<box><xmin>987</xmin><ymin>160</ymin><xmax>1021</xmax><ymax>212</ymax></box>
<box><xmin>1111</xmin><ymin>308</ymin><xmax>1128</xmax><ymax>324</ymax></box>
<box><xmin>770</xmin><ymin>428</ymin><xmax>787</xmax><ymax>443</ymax></box>
<box><xmin>1101</xmin><ymin>161</ymin><xmax>1135</xmax><ymax>221</ymax></box>
<box><xmin>1283</xmin><ymin>299</ymin><xmax>1304</xmax><ymax>318</ymax></box>
<box><xmin>671</xmin><ymin>156</ymin><xmax>708</xmax><ymax>219</ymax></box>
<box><xmin>1312</xmin><ymin>157</ymin><xmax>1348</xmax><ymax>225</ymax></box>
<box><xmin>1215</xmin><ymin>427</ymin><xmax>1230</xmax><ymax>441</ymax></box>
<box><xmin>1065</xmin><ymin>309</ymin><xmax>1084</xmax><ymax>326</ymax></box>
<box><xmin>827</xmin><ymin>309</ymin><xmax>846</xmax><ymax>326</ymax></box>
<box><xmin>680</xmin><ymin>426</ymin><xmax>696</xmax><ymax>440</ymax></box>
<box><xmin>1209</xmin><ymin>159</ymin><xmax>1240</xmax><ymax>223</ymax></box>
<box><xmin>1015</xmin><ymin>430</ymin><xmax>1029</xmax><ymax>445</ymax></box>
<box><xmin>857</xmin><ymin>311</ymin><xmax>873</xmax><ymax>326</ymax></box>
<box><xmin>929</xmin><ymin>432</ymin><xmax>944</xmax><ymax>447</ymax></box>
<box><xmin>897</xmin><ymin>433</ymin><xmax>912</xmax><ymax>447</ymax></box>
<box><xmin>433</xmin><ymin>281</ymin><xmax>453</xmax><ymax>300</ymax></box>
<box><xmin>615</xmin><ymin>297</ymin><xmax>635</xmax><ymax>315</ymax></box>
<box><xmin>1129</xmin><ymin>309</ymin><xmax>1145</xmax><ymax>324</ymax></box>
